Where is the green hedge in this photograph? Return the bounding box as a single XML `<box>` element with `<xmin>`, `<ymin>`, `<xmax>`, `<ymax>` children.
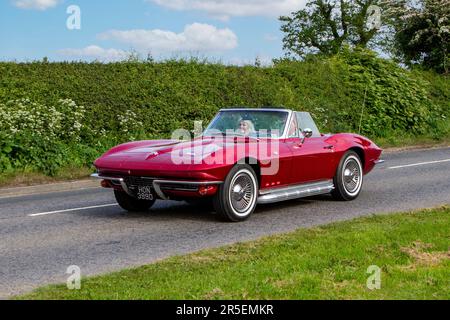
<box><xmin>0</xmin><ymin>48</ymin><xmax>449</xmax><ymax>175</ymax></box>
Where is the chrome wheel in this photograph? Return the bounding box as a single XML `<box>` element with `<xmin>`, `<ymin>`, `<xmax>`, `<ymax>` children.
<box><xmin>213</xmin><ymin>165</ymin><xmax>259</xmax><ymax>222</ymax></box>
<box><xmin>228</xmin><ymin>169</ymin><xmax>257</xmax><ymax>217</ymax></box>
<box><xmin>342</xmin><ymin>155</ymin><xmax>362</xmax><ymax>196</ymax></box>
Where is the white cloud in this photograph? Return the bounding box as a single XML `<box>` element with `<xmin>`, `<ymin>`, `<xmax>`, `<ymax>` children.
<box><xmin>149</xmin><ymin>0</ymin><xmax>306</xmax><ymax>19</ymax></box>
<box><xmin>98</xmin><ymin>23</ymin><xmax>238</xmax><ymax>53</ymax></box>
<box><xmin>13</xmin><ymin>0</ymin><xmax>60</xmax><ymax>10</ymax></box>
<box><xmin>58</xmin><ymin>46</ymin><xmax>128</xmax><ymax>61</ymax></box>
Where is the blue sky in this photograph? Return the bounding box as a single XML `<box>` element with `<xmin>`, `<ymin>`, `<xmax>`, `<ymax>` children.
<box><xmin>0</xmin><ymin>0</ymin><xmax>307</xmax><ymax>64</ymax></box>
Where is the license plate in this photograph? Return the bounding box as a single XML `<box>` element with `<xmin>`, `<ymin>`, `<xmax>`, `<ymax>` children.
<box><xmin>137</xmin><ymin>186</ymin><xmax>154</xmax><ymax>200</ymax></box>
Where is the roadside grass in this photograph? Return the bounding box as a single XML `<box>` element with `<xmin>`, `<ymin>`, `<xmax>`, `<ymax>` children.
<box><xmin>374</xmin><ymin>133</ymin><xmax>450</xmax><ymax>150</ymax></box>
<box><xmin>0</xmin><ymin>166</ymin><xmax>93</xmax><ymax>188</ymax></box>
<box><xmin>17</xmin><ymin>206</ymin><xmax>450</xmax><ymax>300</ymax></box>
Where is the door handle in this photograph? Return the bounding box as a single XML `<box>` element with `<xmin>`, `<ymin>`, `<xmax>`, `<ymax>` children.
<box><xmin>324</xmin><ymin>145</ymin><xmax>334</xmax><ymax>150</ymax></box>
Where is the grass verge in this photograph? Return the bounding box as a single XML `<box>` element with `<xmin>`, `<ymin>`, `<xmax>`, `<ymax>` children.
<box><xmin>373</xmin><ymin>133</ymin><xmax>450</xmax><ymax>150</ymax></box>
<box><xmin>17</xmin><ymin>206</ymin><xmax>450</xmax><ymax>300</ymax></box>
<box><xmin>0</xmin><ymin>166</ymin><xmax>93</xmax><ymax>188</ymax></box>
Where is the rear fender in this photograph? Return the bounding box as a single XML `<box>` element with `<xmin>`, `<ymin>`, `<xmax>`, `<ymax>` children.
<box><xmin>325</xmin><ymin>134</ymin><xmax>382</xmax><ymax>174</ymax></box>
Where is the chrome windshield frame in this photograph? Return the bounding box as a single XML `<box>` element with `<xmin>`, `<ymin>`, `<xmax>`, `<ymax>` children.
<box><xmin>202</xmin><ymin>108</ymin><xmax>293</xmax><ymax>140</ymax></box>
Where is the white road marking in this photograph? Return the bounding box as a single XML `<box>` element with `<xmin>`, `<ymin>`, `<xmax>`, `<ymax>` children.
<box><xmin>28</xmin><ymin>204</ymin><xmax>118</xmax><ymax>217</ymax></box>
<box><xmin>388</xmin><ymin>158</ymin><xmax>450</xmax><ymax>170</ymax></box>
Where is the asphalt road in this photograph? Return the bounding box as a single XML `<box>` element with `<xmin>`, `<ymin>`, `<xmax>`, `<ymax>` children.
<box><xmin>1</xmin><ymin>147</ymin><xmax>449</xmax><ymax>298</ymax></box>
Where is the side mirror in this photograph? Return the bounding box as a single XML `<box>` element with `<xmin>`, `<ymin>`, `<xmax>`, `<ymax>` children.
<box><xmin>301</xmin><ymin>128</ymin><xmax>313</xmax><ymax>143</ymax></box>
<box><xmin>303</xmin><ymin>128</ymin><xmax>313</xmax><ymax>138</ymax></box>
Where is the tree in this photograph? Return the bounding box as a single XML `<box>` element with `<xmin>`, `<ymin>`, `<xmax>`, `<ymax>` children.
<box><xmin>280</xmin><ymin>0</ymin><xmax>384</xmax><ymax>58</ymax></box>
<box><xmin>382</xmin><ymin>0</ymin><xmax>449</xmax><ymax>74</ymax></box>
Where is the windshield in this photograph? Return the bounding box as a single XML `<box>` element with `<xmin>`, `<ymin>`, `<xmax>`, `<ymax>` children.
<box><xmin>204</xmin><ymin>110</ymin><xmax>289</xmax><ymax>138</ymax></box>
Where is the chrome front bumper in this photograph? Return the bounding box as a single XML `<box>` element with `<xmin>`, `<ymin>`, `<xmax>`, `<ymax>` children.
<box><xmin>91</xmin><ymin>174</ymin><xmax>222</xmax><ymax>200</ymax></box>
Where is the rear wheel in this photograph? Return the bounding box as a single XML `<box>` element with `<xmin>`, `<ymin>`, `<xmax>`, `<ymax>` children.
<box><xmin>114</xmin><ymin>190</ymin><xmax>155</xmax><ymax>212</ymax></box>
<box><xmin>332</xmin><ymin>151</ymin><xmax>363</xmax><ymax>201</ymax></box>
<box><xmin>213</xmin><ymin>164</ymin><xmax>258</xmax><ymax>222</ymax></box>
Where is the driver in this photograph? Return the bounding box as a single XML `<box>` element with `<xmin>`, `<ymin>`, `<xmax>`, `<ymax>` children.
<box><xmin>238</xmin><ymin>119</ymin><xmax>256</xmax><ymax>136</ymax></box>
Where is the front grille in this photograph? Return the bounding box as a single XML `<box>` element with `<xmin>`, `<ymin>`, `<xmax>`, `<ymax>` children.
<box><xmin>122</xmin><ymin>176</ymin><xmax>199</xmax><ymax>194</ymax></box>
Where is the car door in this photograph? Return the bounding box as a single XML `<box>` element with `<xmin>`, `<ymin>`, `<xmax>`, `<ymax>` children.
<box><xmin>286</xmin><ymin>112</ymin><xmax>336</xmax><ymax>184</ymax></box>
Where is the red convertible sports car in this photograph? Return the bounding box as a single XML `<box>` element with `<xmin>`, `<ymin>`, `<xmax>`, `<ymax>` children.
<box><xmin>92</xmin><ymin>108</ymin><xmax>383</xmax><ymax>222</ymax></box>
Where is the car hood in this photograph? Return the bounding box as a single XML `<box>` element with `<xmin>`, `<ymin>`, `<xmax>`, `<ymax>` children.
<box><xmin>109</xmin><ymin>138</ymin><xmax>224</xmax><ymax>158</ymax></box>
<box><xmin>94</xmin><ymin>137</ymin><xmax>253</xmax><ymax>171</ymax></box>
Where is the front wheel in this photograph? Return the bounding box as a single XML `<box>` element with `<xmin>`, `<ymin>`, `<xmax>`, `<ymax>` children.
<box><xmin>114</xmin><ymin>190</ymin><xmax>155</xmax><ymax>212</ymax></box>
<box><xmin>213</xmin><ymin>164</ymin><xmax>258</xmax><ymax>222</ymax></box>
<box><xmin>332</xmin><ymin>151</ymin><xmax>364</xmax><ymax>201</ymax></box>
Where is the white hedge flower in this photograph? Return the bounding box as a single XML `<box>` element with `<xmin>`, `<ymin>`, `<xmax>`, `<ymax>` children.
<box><xmin>0</xmin><ymin>98</ymin><xmax>87</xmax><ymax>143</ymax></box>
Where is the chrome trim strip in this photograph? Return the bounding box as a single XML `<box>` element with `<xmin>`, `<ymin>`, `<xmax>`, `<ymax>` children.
<box><xmin>152</xmin><ymin>181</ymin><xmax>167</xmax><ymax>200</ymax></box>
<box><xmin>258</xmin><ymin>180</ymin><xmax>335</xmax><ymax>204</ymax></box>
<box><xmin>90</xmin><ymin>173</ymin><xmax>134</xmax><ymax>197</ymax></box>
<box><xmin>152</xmin><ymin>180</ymin><xmax>223</xmax><ymax>185</ymax></box>
<box><xmin>220</xmin><ymin>108</ymin><xmax>292</xmax><ymax>113</ymax></box>
<box><xmin>283</xmin><ymin>110</ymin><xmax>296</xmax><ymax>139</ymax></box>
<box><xmin>374</xmin><ymin>159</ymin><xmax>385</xmax><ymax>165</ymax></box>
